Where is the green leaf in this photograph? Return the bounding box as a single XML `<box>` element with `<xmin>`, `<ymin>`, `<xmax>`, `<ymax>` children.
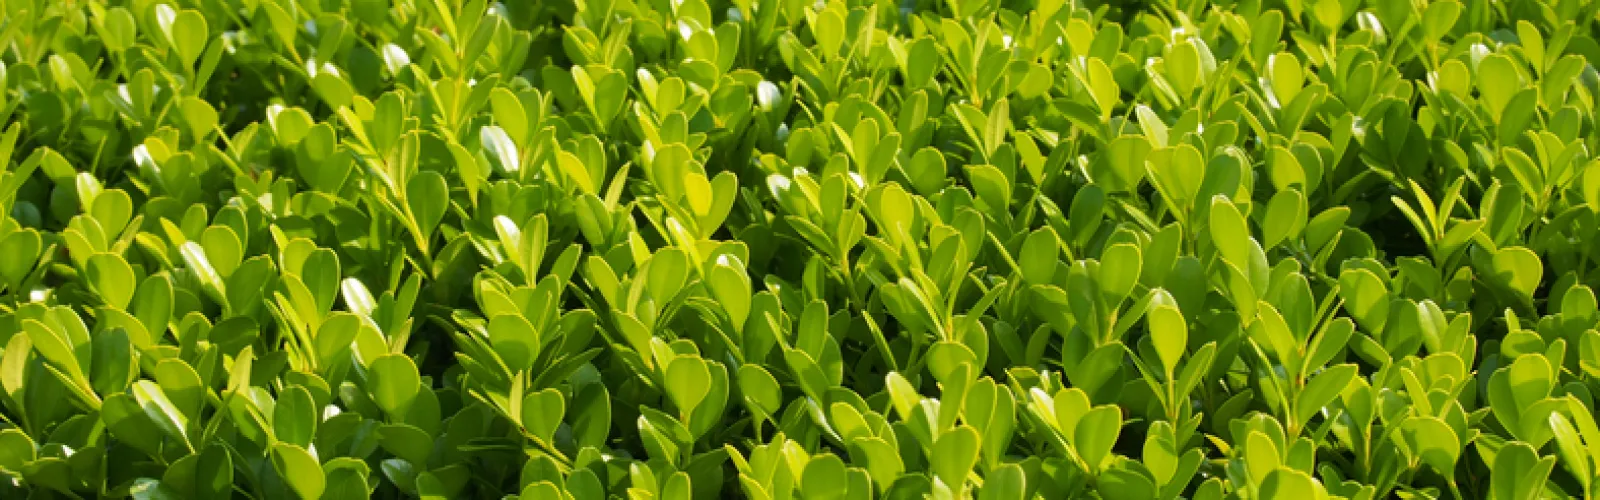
<box><xmin>488</xmin><ymin>314</ymin><xmax>541</xmax><ymax>374</ymax></box>
<box><xmin>378</xmin><ymin>424</ymin><xmax>433</xmax><ymax>467</ymax></box>
<box><xmin>1296</xmin><ymin>364</ymin><xmax>1356</xmax><ymax>427</ymax></box>
<box><xmin>665</xmin><ymin>356</ymin><xmax>712</xmax><ymax>417</ymax></box>
<box><xmin>90</xmin><ymin>188</ymin><xmax>133</xmax><ymax>236</ymax></box>
<box><xmin>1491</xmin><ymin>246</ymin><xmax>1542</xmax><ymax>302</ymax></box>
<box><xmin>1397</xmin><ymin>416</ymin><xmax>1460</xmax><ymax>477</ymax></box>
<box><xmin>314</xmin><ymin>313</ymin><xmax>362</xmax><ymax>371</ymax></box>
<box><xmin>1100</xmin><ymin>136</ymin><xmax>1151</xmax><ymax>192</ymax></box>
<box><xmin>369</xmin><ymin>354</ymin><xmax>421</xmax><ymax>420</ymax></box>
<box><xmin>934</xmin><ymin>425</ymin><xmax>981</xmax><ymax>488</ymax></box>
<box><xmin>102</xmin><ymin>393</ymin><xmax>166</xmax><ymax>459</ymax></box>
<box><xmin>1167</xmin><ymin>40</ymin><xmax>1202</xmax><ymax>97</ymax></box>
<box><xmin>1099</xmin><ymin>466</ymin><xmax>1159</xmax><ymax>500</ymax></box>
<box><xmin>272</xmin><ymin>443</ymin><xmax>326</xmax><ymax>499</ymax></box>
<box><xmin>178</xmin><ymin>97</ymin><xmax>218</xmax><ymax>145</ymax></box>
<box><xmin>1267</xmin><ymin>53</ymin><xmax>1303</xmax><ymax>107</ymax></box>
<box><xmin>978</xmin><ymin>463</ymin><xmax>1026</xmax><ymax>500</ymax></box>
<box><xmin>1262</xmin><ymin>189</ymin><xmax>1307</xmax><ymax>250</ymax></box>
<box><xmin>1422</xmin><ymin>1</ymin><xmax>1461</xmax><ymax>43</ymax></box>
<box><xmin>129</xmin><ymin>478</ymin><xmax>184</xmax><ymax>500</ymax></box>
<box><xmin>521</xmin><ymin>388</ymin><xmax>564</xmax><ymax>445</ymax></box>
<box><xmin>1310</xmin><ymin>0</ymin><xmax>1344</xmax><ymax>32</ymax></box>
<box><xmin>195</xmin><ymin>444</ymin><xmax>233</xmax><ymax>500</ymax></box>
<box><xmin>99</xmin><ymin>8</ymin><xmax>139</xmax><ymax>53</ymax></box>
<box><xmin>1477</xmin><ymin>54</ymin><xmax>1521</xmax><ymax>122</ymax></box>
<box><xmin>274</xmin><ymin>385</ymin><xmax>318</xmax><ymax>448</ymax></box>
<box><xmin>1492</xmin><ymin>442</ymin><xmax>1556</xmax><ymax>500</ymax></box>
<box><xmin>200</xmin><ymin>226</ymin><xmax>243</xmax><ymax>278</ymax></box>
<box><xmin>0</xmin><ymin>429</ymin><xmax>35</xmax><ymax>473</ymax></box>
<box><xmin>1086</xmin><ymin>57</ymin><xmax>1119</xmax><ymax>121</ymax></box>
<box><xmin>708</xmin><ymin>257</ymin><xmax>752</xmax><ymax>330</ymax></box>
<box><xmin>0</xmin><ymin>229</ymin><xmax>39</xmax><ymax>291</ymax></box>
<box><xmin>737</xmin><ymin>364</ymin><xmax>782</xmax><ymax>419</ymax></box>
<box><xmin>407</xmin><ymin>171</ymin><xmax>449</xmax><ymax>241</ymax></box>
<box><xmin>1260</xmin><ymin>469</ymin><xmax>1321</xmax><ymax>498</ymax></box>
<box><xmin>1209</xmin><ymin>195</ymin><xmax>1253</xmax><ymax>270</ymax></box>
<box><xmin>87</xmin><ymin>253</ymin><xmax>136</xmax><ymax>310</ymax></box>
<box><xmin>1148</xmin><ymin>305</ymin><xmax>1187</xmax><ymax>376</ymax></box>
<box><xmin>153</xmin><ymin>359</ymin><xmax>205</xmax><ymax>426</ymax></box>
<box><xmin>1019</xmin><ymin>227</ymin><xmax>1060</xmax><ymax>285</ymax></box>
<box><xmin>1075</xmin><ymin>405</ymin><xmax>1122</xmax><ymax>473</ymax></box>
<box><xmin>168</xmin><ymin>10</ymin><xmax>209</xmax><ymax>67</ymax></box>
<box><xmin>1099</xmin><ymin>243</ymin><xmax>1142</xmax><ymax>305</ymax></box>
<box><xmin>1339</xmin><ymin>269</ymin><xmax>1390</xmax><ymax>334</ymax></box>
<box><xmin>133</xmin><ymin>380</ymin><xmax>190</xmax><ymax>447</ymax></box>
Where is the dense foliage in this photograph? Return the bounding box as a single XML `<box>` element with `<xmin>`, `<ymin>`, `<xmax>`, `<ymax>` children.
<box><xmin>3</xmin><ymin>0</ymin><xmax>1600</xmax><ymax>498</ymax></box>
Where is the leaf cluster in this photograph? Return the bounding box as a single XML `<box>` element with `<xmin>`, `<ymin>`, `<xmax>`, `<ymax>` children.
<box><xmin>4</xmin><ymin>0</ymin><xmax>1600</xmax><ymax>499</ymax></box>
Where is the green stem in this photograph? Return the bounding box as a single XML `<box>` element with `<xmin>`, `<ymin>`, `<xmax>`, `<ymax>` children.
<box><xmin>839</xmin><ymin>264</ymin><xmax>902</xmax><ymax>373</ymax></box>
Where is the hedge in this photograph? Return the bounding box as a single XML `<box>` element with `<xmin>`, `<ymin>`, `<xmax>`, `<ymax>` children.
<box><xmin>2</xmin><ymin>0</ymin><xmax>1600</xmax><ymax>498</ymax></box>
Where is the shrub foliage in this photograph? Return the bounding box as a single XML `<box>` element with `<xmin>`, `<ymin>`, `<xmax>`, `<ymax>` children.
<box><xmin>2</xmin><ymin>0</ymin><xmax>1600</xmax><ymax>498</ymax></box>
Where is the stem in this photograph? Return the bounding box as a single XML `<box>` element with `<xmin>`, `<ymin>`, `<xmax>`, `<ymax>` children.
<box><xmin>838</xmin><ymin>264</ymin><xmax>902</xmax><ymax>373</ymax></box>
<box><xmin>528</xmin><ymin>436</ymin><xmax>572</xmax><ymax>467</ymax></box>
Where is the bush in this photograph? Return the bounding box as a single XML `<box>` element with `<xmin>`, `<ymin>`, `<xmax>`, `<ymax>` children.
<box><xmin>2</xmin><ymin>0</ymin><xmax>1599</xmax><ymax>498</ymax></box>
